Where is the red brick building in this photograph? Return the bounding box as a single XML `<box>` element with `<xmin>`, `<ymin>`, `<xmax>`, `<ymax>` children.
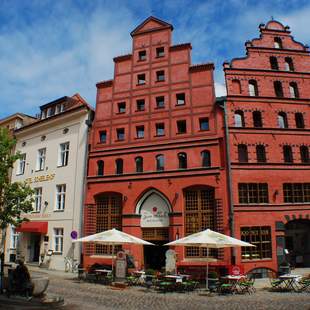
<box><xmin>84</xmin><ymin>17</ymin><xmax>229</xmax><ymax>272</ymax></box>
<box><xmin>223</xmin><ymin>20</ymin><xmax>310</xmax><ymax>275</ymax></box>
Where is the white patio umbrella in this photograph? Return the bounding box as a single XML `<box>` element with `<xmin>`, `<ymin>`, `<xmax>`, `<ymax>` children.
<box><xmin>165</xmin><ymin>229</ymin><xmax>255</xmax><ymax>289</ymax></box>
<box><xmin>74</xmin><ymin>228</ymin><xmax>154</xmax><ymax>277</ymax></box>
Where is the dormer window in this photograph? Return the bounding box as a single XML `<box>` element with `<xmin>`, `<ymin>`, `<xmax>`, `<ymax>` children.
<box><xmin>47</xmin><ymin>106</ymin><xmax>55</xmax><ymax>117</ymax></box>
<box><xmin>156</xmin><ymin>47</ymin><xmax>165</xmax><ymax>57</ymax></box>
<box><xmin>41</xmin><ymin>110</ymin><xmax>46</xmax><ymax>119</ymax></box>
<box><xmin>138</xmin><ymin>50</ymin><xmax>146</xmax><ymax>61</ymax></box>
<box><xmin>137</xmin><ymin>74</ymin><xmax>146</xmax><ymax>85</ymax></box>
<box><xmin>56</xmin><ymin>103</ymin><xmax>64</xmax><ymax>114</ymax></box>
<box><xmin>274</xmin><ymin>37</ymin><xmax>282</xmax><ymax>49</ymax></box>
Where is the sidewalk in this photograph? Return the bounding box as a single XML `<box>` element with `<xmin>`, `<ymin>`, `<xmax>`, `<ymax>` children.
<box><xmin>28</xmin><ymin>265</ymin><xmax>78</xmax><ymax>280</ymax></box>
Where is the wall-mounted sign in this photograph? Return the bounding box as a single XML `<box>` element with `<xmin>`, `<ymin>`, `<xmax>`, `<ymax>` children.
<box><xmin>70</xmin><ymin>231</ymin><xmax>78</xmax><ymax>239</ymax></box>
<box><xmin>25</xmin><ymin>174</ymin><xmax>55</xmax><ymax>184</ymax></box>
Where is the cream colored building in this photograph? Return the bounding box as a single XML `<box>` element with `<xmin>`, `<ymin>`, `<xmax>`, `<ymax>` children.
<box><xmin>4</xmin><ymin>94</ymin><xmax>93</xmax><ymax>270</ymax></box>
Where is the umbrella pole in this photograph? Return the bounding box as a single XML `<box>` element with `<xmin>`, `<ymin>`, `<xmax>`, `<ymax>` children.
<box><xmin>112</xmin><ymin>244</ymin><xmax>115</xmax><ymax>281</ymax></box>
<box><xmin>206</xmin><ymin>248</ymin><xmax>209</xmax><ymax>291</ymax></box>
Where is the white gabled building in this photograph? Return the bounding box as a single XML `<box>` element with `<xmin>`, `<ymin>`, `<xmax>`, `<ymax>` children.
<box><xmin>5</xmin><ymin>94</ymin><xmax>93</xmax><ymax>270</ymax></box>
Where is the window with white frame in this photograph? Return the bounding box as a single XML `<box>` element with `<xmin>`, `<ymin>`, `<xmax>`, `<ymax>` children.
<box><xmin>58</xmin><ymin>142</ymin><xmax>69</xmax><ymax>167</ymax></box>
<box><xmin>10</xmin><ymin>226</ymin><xmax>19</xmax><ymax>249</ymax></box>
<box><xmin>34</xmin><ymin>187</ymin><xmax>42</xmax><ymax>212</ymax></box>
<box><xmin>36</xmin><ymin>148</ymin><xmax>46</xmax><ymax>171</ymax></box>
<box><xmin>17</xmin><ymin>153</ymin><xmax>26</xmax><ymax>175</ymax></box>
<box><xmin>55</xmin><ymin>184</ymin><xmax>66</xmax><ymax>211</ymax></box>
<box><xmin>53</xmin><ymin>228</ymin><xmax>64</xmax><ymax>253</ymax></box>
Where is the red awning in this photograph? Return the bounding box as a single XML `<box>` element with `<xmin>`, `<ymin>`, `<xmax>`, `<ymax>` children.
<box><xmin>16</xmin><ymin>221</ymin><xmax>48</xmax><ymax>234</ymax></box>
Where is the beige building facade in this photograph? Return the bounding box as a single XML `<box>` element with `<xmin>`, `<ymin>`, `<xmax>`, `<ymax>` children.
<box><xmin>4</xmin><ymin>94</ymin><xmax>93</xmax><ymax>270</ymax></box>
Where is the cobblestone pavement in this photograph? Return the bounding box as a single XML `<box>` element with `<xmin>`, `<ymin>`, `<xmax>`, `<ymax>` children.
<box><xmin>41</xmin><ymin>273</ymin><xmax>310</xmax><ymax>310</ymax></box>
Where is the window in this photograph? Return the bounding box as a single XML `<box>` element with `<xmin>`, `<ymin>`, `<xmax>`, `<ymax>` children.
<box><xmin>295</xmin><ymin>113</ymin><xmax>305</xmax><ymax>129</ymax></box>
<box><xmin>36</xmin><ymin>148</ymin><xmax>46</xmax><ymax>171</ymax></box>
<box><xmin>135</xmin><ymin>157</ymin><xmax>143</xmax><ymax>173</ymax></box>
<box><xmin>285</xmin><ymin>57</ymin><xmax>294</xmax><ymax>71</ymax></box>
<box><xmin>231</xmin><ymin>79</ymin><xmax>241</xmax><ymax>94</ymax></box>
<box><xmin>10</xmin><ymin>226</ymin><xmax>19</xmax><ymax>250</ymax></box>
<box><xmin>270</xmin><ymin>56</ymin><xmax>279</xmax><ymax>70</ymax></box>
<box><xmin>136</xmin><ymin>99</ymin><xmax>145</xmax><ymax>111</ymax></box>
<box><xmin>116</xmin><ymin>128</ymin><xmax>125</xmax><ymax>141</ymax></box>
<box><xmin>53</xmin><ymin>228</ymin><xmax>64</xmax><ymax>253</ymax></box>
<box><xmin>137</xmin><ymin>74</ymin><xmax>146</xmax><ymax>85</ymax></box>
<box><xmin>95</xmin><ymin>194</ymin><xmax>122</xmax><ymax>255</ymax></box>
<box><xmin>238</xmin><ymin>144</ymin><xmax>248</xmax><ymax>163</ymax></box>
<box><xmin>156</xmin><ymin>70</ymin><xmax>165</xmax><ymax>82</ymax></box>
<box><xmin>248</xmin><ymin>80</ymin><xmax>258</xmax><ymax>96</ymax></box>
<box><xmin>253</xmin><ymin>111</ymin><xmax>263</xmax><ymax>128</ymax></box>
<box><xmin>177</xmin><ymin>120</ymin><xmax>187</xmax><ymax>134</ymax></box>
<box><xmin>99</xmin><ymin>130</ymin><xmax>107</xmax><ymax>143</ymax></box>
<box><xmin>283</xmin><ymin>183</ymin><xmax>310</xmax><ymax>203</ymax></box>
<box><xmin>238</xmin><ymin>183</ymin><xmax>269</xmax><ymax>204</ymax></box>
<box><xmin>176</xmin><ymin>93</ymin><xmax>185</xmax><ymax>105</ymax></box>
<box><xmin>136</xmin><ymin>126</ymin><xmax>144</xmax><ymax>138</ymax></box>
<box><xmin>156</xmin><ymin>123</ymin><xmax>165</xmax><ymax>136</ymax></box>
<box><xmin>274</xmin><ymin>81</ymin><xmax>284</xmax><ymax>98</ymax></box>
<box><xmin>256</xmin><ymin>145</ymin><xmax>266</xmax><ymax>163</ymax></box>
<box><xmin>185</xmin><ymin>187</ymin><xmax>216</xmax><ymax>258</ymax></box>
<box><xmin>97</xmin><ymin>160</ymin><xmax>104</xmax><ymax>176</ymax></box>
<box><xmin>115</xmin><ymin>158</ymin><xmax>123</xmax><ymax>175</ymax></box>
<box><xmin>283</xmin><ymin>145</ymin><xmax>293</xmax><ymax>163</ymax></box>
<box><xmin>55</xmin><ymin>184</ymin><xmax>66</xmax><ymax>211</ymax></box>
<box><xmin>58</xmin><ymin>142</ymin><xmax>69</xmax><ymax>167</ymax></box>
<box><xmin>234</xmin><ymin>111</ymin><xmax>245</xmax><ymax>127</ymax></box>
<box><xmin>47</xmin><ymin>106</ymin><xmax>55</xmax><ymax>118</ymax></box>
<box><xmin>300</xmin><ymin>146</ymin><xmax>310</xmax><ymax>164</ymax></box>
<box><xmin>201</xmin><ymin>150</ymin><xmax>211</xmax><ymax>167</ymax></box>
<box><xmin>117</xmin><ymin>102</ymin><xmax>126</xmax><ymax>113</ymax></box>
<box><xmin>241</xmin><ymin>227</ymin><xmax>272</xmax><ymax>260</ymax></box>
<box><xmin>41</xmin><ymin>110</ymin><xmax>46</xmax><ymax>119</ymax></box>
<box><xmin>289</xmin><ymin>82</ymin><xmax>299</xmax><ymax>98</ymax></box>
<box><xmin>199</xmin><ymin>118</ymin><xmax>209</xmax><ymax>131</ymax></box>
<box><xmin>156</xmin><ymin>96</ymin><xmax>165</xmax><ymax>108</ymax></box>
<box><xmin>17</xmin><ymin>153</ymin><xmax>26</xmax><ymax>175</ymax></box>
<box><xmin>156</xmin><ymin>154</ymin><xmax>164</xmax><ymax>171</ymax></box>
<box><xmin>55</xmin><ymin>103</ymin><xmax>64</xmax><ymax>114</ymax></box>
<box><xmin>178</xmin><ymin>152</ymin><xmax>187</xmax><ymax>169</ymax></box>
<box><xmin>274</xmin><ymin>37</ymin><xmax>282</xmax><ymax>49</ymax></box>
<box><xmin>156</xmin><ymin>47</ymin><xmax>165</xmax><ymax>57</ymax></box>
<box><xmin>34</xmin><ymin>187</ymin><xmax>42</xmax><ymax>212</ymax></box>
<box><xmin>138</xmin><ymin>50</ymin><xmax>146</xmax><ymax>61</ymax></box>
<box><xmin>278</xmin><ymin>112</ymin><xmax>288</xmax><ymax>128</ymax></box>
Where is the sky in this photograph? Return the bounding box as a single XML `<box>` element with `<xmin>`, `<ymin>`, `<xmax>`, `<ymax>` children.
<box><xmin>0</xmin><ymin>0</ymin><xmax>310</xmax><ymax>119</ymax></box>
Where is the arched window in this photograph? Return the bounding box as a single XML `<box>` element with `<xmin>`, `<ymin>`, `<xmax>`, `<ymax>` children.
<box><xmin>274</xmin><ymin>81</ymin><xmax>284</xmax><ymax>98</ymax></box>
<box><xmin>115</xmin><ymin>158</ymin><xmax>123</xmax><ymax>174</ymax></box>
<box><xmin>135</xmin><ymin>156</ymin><xmax>143</xmax><ymax>173</ymax></box>
<box><xmin>278</xmin><ymin>112</ymin><xmax>288</xmax><ymax>128</ymax></box>
<box><xmin>232</xmin><ymin>79</ymin><xmax>241</xmax><ymax>94</ymax></box>
<box><xmin>201</xmin><ymin>150</ymin><xmax>211</xmax><ymax>167</ymax></box>
<box><xmin>270</xmin><ymin>56</ymin><xmax>279</xmax><ymax>70</ymax></box>
<box><xmin>238</xmin><ymin>144</ymin><xmax>248</xmax><ymax>163</ymax></box>
<box><xmin>256</xmin><ymin>145</ymin><xmax>266</xmax><ymax>163</ymax></box>
<box><xmin>253</xmin><ymin>111</ymin><xmax>263</xmax><ymax>128</ymax></box>
<box><xmin>289</xmin><ymin>82</ymin><xmax>299</xmax><ymax>98</ymax></box>
<box><xmin>156</xmin><ymin>154</ymin><xmax>164</xmax><ymax>171</ymax></box>
<box><xmin>178</xmin><ymin>152</ymin><xmax>187</xmax><ymax>169</ymax></box>
<box><xmin>295</xmin><ymin>113</ymin><xmax>305</xmax><ymax>129</ymax></box>
<box><xmin>248</xmin><ymin>80</ymin><xmax>258</xmax><ymax>96</ymax></box>
<box><xmin>234</xmin><ymin>110</ymin><xmax>245</xmax><ymax>127</ymax></box>
<box><xmin>274</xmin><ymin>37</ymin><xmax>282</xmax><ymax>49</ymax></box>
<box><xmin>300</xmin><ymin>146</ymin><xmax>310</xmax><ymax>163</ymax></box>
<box><xmin>95</xmin><ymin>193</ymin><xmax>122</xmax><ymax>255</ymax></box>
<box><xmin>97</xmin><ymin>160</ymin><xmax>104</xmax><ymax>176</ymax></box>
<box><xmin>285</xmin><ymin>57</ymin><xmax>294</xmax><ymax>71</ymax></box>
<box><xmin>283</xmin><ymin>145</ymin><xmax>293</xmax><ymax>163</ymax></box>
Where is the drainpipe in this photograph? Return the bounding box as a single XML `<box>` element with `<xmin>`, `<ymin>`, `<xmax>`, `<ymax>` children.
<box><xmin>218</xmin><ymin>97</ymin><xmax>236</xmax><ymax>265</ymax></box>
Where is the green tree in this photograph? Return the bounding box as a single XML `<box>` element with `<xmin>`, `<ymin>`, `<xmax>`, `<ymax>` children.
<box><xmin>0</xmin><ymin>128</ymin><xmax>34</xmax><ymax>292</ymax></box>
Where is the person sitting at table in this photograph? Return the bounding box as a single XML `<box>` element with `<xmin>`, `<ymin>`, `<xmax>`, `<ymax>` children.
<box><xmin>13</xmin><ymin>259</ymin><xmax>34</xmax><ymax>299</ymax></box>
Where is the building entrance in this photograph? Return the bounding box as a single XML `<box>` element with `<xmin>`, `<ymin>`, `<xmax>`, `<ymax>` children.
<box><xmin>29</xmin><ymin>233</ymin><xmax>41</xmax><ymax>262</ymax></box>
<box><xmin>285</xmin><ymin>220</ymin><xmax>310</xmax><ymax>267</ymax></box>
<box><xmin>144</xmin><ymin>241</ymin><xmax>169</xmax><ymax>271</ymax></box>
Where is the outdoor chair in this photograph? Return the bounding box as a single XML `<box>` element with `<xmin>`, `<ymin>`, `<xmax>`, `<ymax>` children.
<box><xmin>239</xmin><ymin>274</ymin><xmax>256</xmax><ymax>294</ymax></box>
<box><xmin>297</xmin><ymin>277</ymin><xmax>310</xmax><ymax>293</ymax></box>
<box><xmin>85</xmin><ymin>272</ymin><xmax>97</xmax><ymax>283</ymax></box>
<box><xmin>218</xmin><ymin>282</ymin><xmax>234</xmax><ymax>294</ymax></box>
<box><xmin>268</xmin><ymin>271</ymin><xmax>284</xmax><ymax>291</ymax></box>
<box><xmin>126</xmin><ymin>275</ymin><xmax>137</xmax><ymax>286</ymax></box>
<box><xmin>182</xmin><ymin>280</ymin><xmax>199</xmax><ymax>292</ymax></box>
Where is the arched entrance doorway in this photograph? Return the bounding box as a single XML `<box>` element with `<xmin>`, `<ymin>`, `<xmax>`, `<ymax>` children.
<box><xmin>285</xmin><ymin>219</ymin><xmax>310</xmax><ymax>267</ymax></box>
<box><xmin>136</xmin><ymin>189</ymin><xmax>171</xmax><ymax>270</ymax></box>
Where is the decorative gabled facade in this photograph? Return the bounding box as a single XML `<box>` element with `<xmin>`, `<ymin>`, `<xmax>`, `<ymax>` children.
<box><xmin>223</xmin><ymin>20</ymin><xmax>310</xmax><ymax>275</ymax></box>
<box><xmin>84</xmin><ymin>17</ymin><xmax>229</xmax><ymax>272</ymax></box>
<box><xmin>4</xmin><ymin>94</ymin><xmax>93</xmax><ymax>270</ymax></box>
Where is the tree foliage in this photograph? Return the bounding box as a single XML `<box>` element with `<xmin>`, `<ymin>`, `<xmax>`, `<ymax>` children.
<box><xmin>0</xmin><ymin>128</ymin><xmax>34</xmax><ymax>231</ymax></box>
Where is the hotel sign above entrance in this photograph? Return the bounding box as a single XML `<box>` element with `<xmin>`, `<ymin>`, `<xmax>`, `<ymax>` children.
<box><xmin>25</xmin><ymin>174</ymin><xmax>55</xmax><ymax>184</ymax></box>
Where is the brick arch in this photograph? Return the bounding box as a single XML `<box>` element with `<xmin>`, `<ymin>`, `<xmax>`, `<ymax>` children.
<box><xmin>283</xmin><ymin>214</ymin><xmax>310</xmax><ymax>224</ymax></box>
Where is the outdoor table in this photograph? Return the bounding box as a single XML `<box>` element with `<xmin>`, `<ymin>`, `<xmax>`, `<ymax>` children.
<box><xmin>279</xmin><ymin>274</ymin><xmax>302</xmax><ymax>291</ymax></box>
<box><xmin>94</xmin><ymin>269</ymin><xmax>113</xmax><ymax>284</ymax></box>
<box><xmin>220</xmin><ymin>275</ymin><xmax>245</xmax><ymax>293</ymax></box>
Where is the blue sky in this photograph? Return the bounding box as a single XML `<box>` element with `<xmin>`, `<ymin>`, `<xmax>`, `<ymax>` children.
<box><xmin>1</xmin><ymin>0</ymin><xmax>310</xmax><ymax>119</ymax></box>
